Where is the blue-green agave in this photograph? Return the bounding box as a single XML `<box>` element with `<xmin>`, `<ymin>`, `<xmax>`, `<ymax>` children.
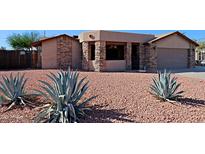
<box><xmin>33</xmin><ymin>68</ymin><xmax>95</xmax><ymax>123</ymax></box>
<box><xmin>0</xmin><ymin>73</ymin><xmax>36</xmax><ymax>111</ymax></box>
<box><xmin>150</xmin><ymin>70</ymin><xmax>184</xmax><ymax>102</ymax></box>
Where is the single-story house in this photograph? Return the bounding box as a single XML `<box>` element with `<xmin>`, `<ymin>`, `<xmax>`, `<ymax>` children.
<box><xmin>32</xmin><ymin>30</ymin><xmax>198</xmax><ymax>72</ymax></box>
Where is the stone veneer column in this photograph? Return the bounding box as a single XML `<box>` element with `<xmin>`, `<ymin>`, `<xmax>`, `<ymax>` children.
<box><xmin>188</xmin><ymin>45</ymin><xmax>195</xmax><ymax>68</ymax></box>
<box><xmin>57</xmin><ymin>36</ymin><xmax>72</xmax><ymax>69</ymax></box>
<box><xmin>139</xmin><ymin>44</ymin><xmax>146</xmax><ymax>70</ymax></box>
<box><xmin>82</xmin><ymin>42</ymin><xmax>90</xmax><ymax>71</ymax></box>
<box><xmin>94</xmin><ymin>41</ymin><xmax>106</xmax><ymax>72</ymax></box>
<box><xmin>145</xmin><ymin>45</ymin><xmax>157</xmax><ymax>72</ymax></box>
<box><xmin>125</xmin><ymin>42</ymin><xmax>132</xmax><ymax>70</ymax></box>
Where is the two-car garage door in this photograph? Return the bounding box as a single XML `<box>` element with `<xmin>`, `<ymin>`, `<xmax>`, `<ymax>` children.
<box><xmin>157</xmin><ymin>48</ymin><xmax>188</xmax><ymax>70</ymax></box>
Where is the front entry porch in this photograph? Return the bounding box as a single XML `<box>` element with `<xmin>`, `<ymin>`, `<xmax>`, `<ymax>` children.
<box><xmin>82</xmin><ymin>41</ymin><xmax>144</xmax><ymax>72</ymax></box>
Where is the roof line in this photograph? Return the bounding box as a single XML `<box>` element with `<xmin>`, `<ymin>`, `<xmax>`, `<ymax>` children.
<box><xmin>147</xmin><ymin>31</ymin><xmax>199</xmax><ymax>46</ymax></box>
<box><xmin>32</xmin><ymin>34</ymin><xmax>78</xmax><ymax>46</ymax></box>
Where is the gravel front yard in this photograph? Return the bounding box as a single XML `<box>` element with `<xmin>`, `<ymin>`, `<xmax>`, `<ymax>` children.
<box><xmin>1</xmin><ymin>69</ymin><xmax>205</xmax><ymax>123</ymax></box>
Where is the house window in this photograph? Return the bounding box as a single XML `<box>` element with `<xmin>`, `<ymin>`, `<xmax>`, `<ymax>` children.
<box><xmin>106</xmin><ymin>45</ymin><xmax>124</xmax><ymax>60</ymax></box>
<box><xmin>90</xmin><ymin>44</ymin><xmax>95</xmax><ymax>60</ymax></box>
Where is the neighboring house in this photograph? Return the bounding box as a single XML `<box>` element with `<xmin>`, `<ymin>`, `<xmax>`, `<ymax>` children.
<box><xmin>195</xmin><ymin>49</ymin><xmax>205</xmax><ymax>61</ymax></box>
<box><xmin>32</xmin><ymin>30</ymin><xmax>199</xmax><ymax>72</ymax></box>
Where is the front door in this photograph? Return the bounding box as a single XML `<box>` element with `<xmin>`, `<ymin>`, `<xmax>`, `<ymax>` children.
<box><xmin>131</xmin><ymin>44</ymin><xmax>140</xmax><ymax>70</ymax></box>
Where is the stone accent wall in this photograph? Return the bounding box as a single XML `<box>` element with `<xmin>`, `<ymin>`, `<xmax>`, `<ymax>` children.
<box><xmin>139</xmin><ymin>44</ymin><xmax>157</xmax><ymax>72</ymax></box>
<box><xmin>148</xmin><ymin>45</ymin><xmax>157</xmax><ymax>71</ymax></box>
<box><xmin>94</xmin><ymin>41</ymin><xmax>106</xmax><ymax>72</ymax></box>
<box><xmin>188</xmin><ymin>44</ymin><xmax>196</xmax><ymax>68</ymax></box>
<box><xmin>125</xmin><ymin>42</ymin><xmax>132</xmax><ymax>70</ymax></box>
<box><xmin>139</xmin><ymin>44</ymin><xmax>146</xmax><ymax>70</ymax></box>
<box><xmin>56</xmin><ymin>36</ymin><xmax>72</xmax><ymax>69</ymax></box>
<box><xmin>82</xmin><ymin>42</ymin><xmax>90</xmax><ymax>71</ymax></box>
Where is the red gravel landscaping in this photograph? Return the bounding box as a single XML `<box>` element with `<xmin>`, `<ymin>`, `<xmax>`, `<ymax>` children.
<box><xmin>1</xmin><ymin>69</ymin><xmax>205</xmax><ymax>123</ymax></box>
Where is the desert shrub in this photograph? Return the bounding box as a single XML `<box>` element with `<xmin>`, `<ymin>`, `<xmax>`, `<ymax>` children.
<box><xmin>0</xmin><ymin>73</ymin><xmax>36</xmax><ymax>111</ymax></box>
<box><xmin>34</xmin><ymin>68</ymin><xmax>95</xmax><ymax>123</ymax></box>
<box><xmin>150</xmin><ymin>70</ymin><xmax>184</xmax><ymax>102</ymax></box>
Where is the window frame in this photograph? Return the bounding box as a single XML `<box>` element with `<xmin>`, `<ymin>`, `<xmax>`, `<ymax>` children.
<box><xmin>106</xmin><ymin>44</ymin><xmax>125</xmax><ymax>60</ymax></box>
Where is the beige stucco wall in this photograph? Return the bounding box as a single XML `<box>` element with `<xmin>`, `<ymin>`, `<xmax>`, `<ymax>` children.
<box><xmin>88</xmin><ymin>59</ymin><xmax>126</xmax><ymax>72</ymax></box>
<box><xmin>154</xmin><ymin>34</ymin><xmax>191</xmax><ymax>49</ymax></box>
<box><xmin>72</xmin><ymin>40</ymin><xmax>81</xmax><ymax>69</ymax></box>
<box><xmin>79</xmin><ymin>30</ymin><xmax>155</xmax><ymax>43</ymax></box>
<box><xmin>41</xmin><ymin>38</ymin><xmax>81</xmax><ymax>69</ymax></box>
<box><xmin>104</xmin><ymin>60</ymin><xmax>126</xmax><ymax>71</ymax></box>
<box><xmin>41</xmin><ymin>38</ymin><xmax>57</xmax><ymax>69</ymax></box>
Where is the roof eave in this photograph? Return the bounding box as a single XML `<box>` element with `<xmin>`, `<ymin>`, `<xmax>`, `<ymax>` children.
<box><xmin>32</xmin><ymin>34</ymin><xmax>78</xmax><ymax>47</ymax></box>
<box><xmin>147</xmin><ymin>31</ymin><xmax>199</xmax><ymax>47</ymax></box>
<box><xmin>32</xmin><ymin>41</ymin><xmax>42</xmax><ymax>47</ymax></box>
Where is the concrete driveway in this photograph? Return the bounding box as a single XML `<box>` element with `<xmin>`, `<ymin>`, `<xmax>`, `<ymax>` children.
<box><xmin>172</xmin><ymin>66</ymin><xmax>205</xmax><ymax>79</ymax></box>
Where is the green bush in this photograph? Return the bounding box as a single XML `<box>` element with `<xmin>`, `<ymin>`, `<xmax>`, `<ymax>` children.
<box><xmin>150</xmin><ymin>70</ymin><xmax>184</xmax><ymax>102</ymax></box>
<box><xmin>34</xmin><ymin>68</ymin><xmax>95</xmax><ymax>123</ymax></box>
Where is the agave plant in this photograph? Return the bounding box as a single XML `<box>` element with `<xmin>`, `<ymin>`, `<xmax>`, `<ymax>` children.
<box><xmin>33</xmin><ymin>68</ymin><xmax>95</xmax><ymax>123</ymax></box>
<box><xmin>150</xmin><ymin>70</ymin><xmax>184</xmax><ymax>102</ymax></box>
<box><xmin>0</xmin><ymin>73</ymin><xmax>36</xmax><ymax>111</ymax></box>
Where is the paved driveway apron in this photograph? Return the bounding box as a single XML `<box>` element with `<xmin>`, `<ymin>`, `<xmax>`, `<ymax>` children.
<box><xmin>174</xmin><ymin>66</ymin><xmax>205</xmax><ymax>79</ymax></box>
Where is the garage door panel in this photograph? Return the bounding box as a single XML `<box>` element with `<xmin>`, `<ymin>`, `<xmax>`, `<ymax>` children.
<box><xmin>157</xmin><ymin>48</ymin><xmax>188</xmax><ymax>69</ymax></box>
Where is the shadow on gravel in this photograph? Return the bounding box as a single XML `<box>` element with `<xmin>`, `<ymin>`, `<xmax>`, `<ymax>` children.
<box><xmin>81</xmin><ymin>105</ymin><xmax>135</xmax><ymax>123</ymax></box>
<box><xmin>178</xmin><ymin>97</ymin><xmax>205</xmax><ymax>107</ymax></box>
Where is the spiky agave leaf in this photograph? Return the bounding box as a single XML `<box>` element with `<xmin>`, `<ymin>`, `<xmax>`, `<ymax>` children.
<box><xmin>150</xmin><ymin>70</ymin><xmax>184</xmax><ymax>102</ymax></box>
<box><xmin>0</xmin><ymin>96</ymin><xmax>4</xmax><ymax>106</ymax></box>
<box><xmin>34</xmin><ymin>67</ymin><xmax>95</xmax><ymax>123</ymax></box>
<box><xmin>0</xmin><ymin>73</ymin><xmax>36</xmax><ymax>111</ymax></box>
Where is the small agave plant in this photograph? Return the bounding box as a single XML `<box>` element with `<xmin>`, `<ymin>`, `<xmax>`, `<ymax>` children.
<box><xmin>0</xmin><ymin>73</ymin><xmax>36</xmax><ymax>111</ymax></box>
<box><xmin>33</xmin><ymin>68</ymin><xmax>95</xmax><ymax>123</ymax></box>
<box><xmin>150</xmin><ymin>70</ymin><xmax>184</xmax><ymax>102</ymax></box>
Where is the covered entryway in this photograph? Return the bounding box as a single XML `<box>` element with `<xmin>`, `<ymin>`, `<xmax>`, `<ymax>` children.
<box><xmin>157</xmin><ymin>48</ymin><xmax>188</xmax><ymax>70</ymax></box>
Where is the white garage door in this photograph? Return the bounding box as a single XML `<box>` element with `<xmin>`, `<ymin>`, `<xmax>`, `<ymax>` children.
<box><xmin>157</xmin><ymin>48</ymin><xmax>188</xmax><ymax>70</ymax></box>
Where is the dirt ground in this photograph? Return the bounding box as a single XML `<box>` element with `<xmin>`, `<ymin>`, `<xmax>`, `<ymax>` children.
<box><xmin>1</xmin><ymin>69</ymin><xmax>205</xmax><ymax>123</ymax></box>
